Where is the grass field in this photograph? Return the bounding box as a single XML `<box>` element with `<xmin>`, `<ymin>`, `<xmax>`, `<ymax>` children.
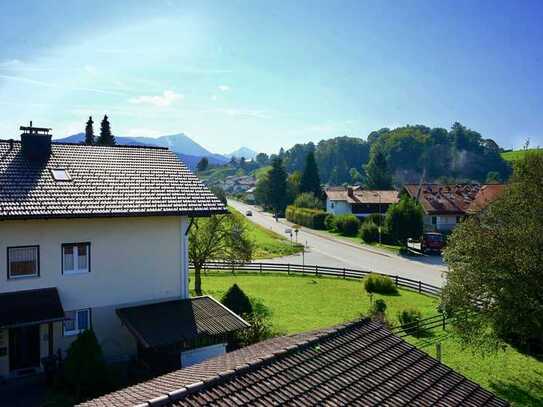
<box><xmin>501</xmin><ymin>148</ymin><xmax>541</xmax><ymax>162</ymax></box>
<box><xmin>231</xmin><ymin>207</ymin><xmax>303</xmax><ymax>259</ymax></box>
<box><xmin>195</xmin><ymin>272</ymin><xmax>543</xmax><ymax>406</ymax></box>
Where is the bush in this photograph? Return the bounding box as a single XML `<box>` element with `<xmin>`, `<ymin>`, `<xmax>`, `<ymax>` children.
<box><xmin>285</xmin><ymin>205</ymin><xmax>327</xmax><ymax>229</ymax></box>
<box><xmin>360</xmin><ymin>221</ymin><xmax>379</xmax><ymax>243</ymax></box>
<box><xmin>324</xmin><ymin>214</ymin><xmax>336</xmax><ymax>231</ymax></box>
<box><xmin>369</xmin><ymin>299</ymin><xmax>390</xmax><ymax>325</ymax></box>
<box><xmin>364</xmin><ymin>213</ymin><xmax>385</xmax><ymax>226</ymax></box>
<box><xmin>385</xmin><ymin>197</ymin><xmax>423</xmax><ymax>246</ymax></box>
<box><xmin>234</xmin><ymin>313</ymin><xmax>283</xmax><ymax>347</ymax></box>
<box><xmin>398</xmin><ymin>308</ymin><xmax>423</xmax><ymax>336</ymax></box>
<box><xmin>334</xmin><ymin>214</ymin><xmax>360</xmax><ymax>236</ymax></box>
<box><xmin>293</xmin><ymin>192</ymin><xmax>323</xmax><ymax>210</ymax></box>
<box><xmin>222</xmin><ymin>284</ymin><xmax>253</xmax><ymax>317</ymax></box>
<box><xmin>363</xmin><ymin>274</ymin><xmax>399</xmax><ymax>295</ymax></box>
<box><xmin>62</xmin><ymin>329</ymin><xmax>110</xmax><ymax>400</ymax></box>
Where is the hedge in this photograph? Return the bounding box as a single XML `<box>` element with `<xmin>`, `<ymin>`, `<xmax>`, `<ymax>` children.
<box><xmin>286</xmin><ymin>205</ymin><xmax>327</xmax><ymax>229</ymax></box>
<box><xmin>334</xmin><ymin>214</ymin><xmax>360</xmax><ymax>236</ymax></box>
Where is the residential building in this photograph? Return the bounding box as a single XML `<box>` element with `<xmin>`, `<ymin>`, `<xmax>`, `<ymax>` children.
<box><xmin>325</xmin><ymin>186</ymin><xmax>399</xmax><ymax>218</ymax></box>
<box><xmin>403</xmin><ymin>184</ymin><xmax>504</xmax><ymax>232</ymax></box>
<box><xmin>0</xmin><ymin>125</ymin><xmax>245</xmax><ymax>378</ymax></box>
<box><xmin>466</xmin><ymin>184</ymin><xmax>506</xmax><ymax>215</ymax></box>
<box><xmin>82</xmin><ymin>318</ymin><xmax>507</xmax><ymax>407</ymax></box>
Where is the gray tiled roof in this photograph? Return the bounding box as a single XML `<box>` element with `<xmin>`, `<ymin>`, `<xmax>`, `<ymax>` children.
<box><xmin>116</xmin><ymin>296</ymin><xmax>250</xmax><ymax>348</ymax></box>
<box><xmin>81</xmin><ymin>320</ymin><xmax>507</xmax><ymax>407</ymax></box>
<box><xmin>0</xmin><ymin>140</ymin><xmax>226</xmax><ymax>219</ymax></box>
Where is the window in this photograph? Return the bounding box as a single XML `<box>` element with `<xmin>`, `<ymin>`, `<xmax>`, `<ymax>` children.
<box><xmin>7</xmin><ymin>246</ymin><xmax>39</xmax><ymax>279</ymax></box>
<box><xmin>50</xmin><ymin>168</ymin><xmax>72</xmax><ymax>181</ymax></box>
<box><xmin>63</xmin><ymin>309</ymin><xmax>91</xmax><ymax>336</ymax></box>
<box><xmin>431</xmin><ymin>216</ymin><xmax>437</xmax><ymax>225</ymax></box>
<box><xmin>62</xmin><ymin>243</ymin><xmax>90</xmax><ymax>274</ymax></box>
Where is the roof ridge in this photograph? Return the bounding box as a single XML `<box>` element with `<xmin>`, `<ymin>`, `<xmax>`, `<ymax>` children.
<box><xmin>0</xmin><ymin>139</ymin><xmax>170</xmax><ymax>150</ymax></box>
<box><xmin>144</xmin><ymin>318</ymin><xmax>372</xmax><ymax>406</ymax></box>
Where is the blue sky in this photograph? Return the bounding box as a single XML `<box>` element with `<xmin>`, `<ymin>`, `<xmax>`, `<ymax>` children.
<box><xmin>0</xmin><ymin>0</ymin><xmax>542</xmax><ymax>154</ymax></box>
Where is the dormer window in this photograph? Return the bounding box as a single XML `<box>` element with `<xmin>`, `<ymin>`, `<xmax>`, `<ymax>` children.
<box><xmin>51</xmin><ymin>168</ymin><xmax>72</xmax><ymax>181</ymax></box>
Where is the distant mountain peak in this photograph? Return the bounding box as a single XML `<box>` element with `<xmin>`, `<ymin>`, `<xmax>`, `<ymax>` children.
<box><xmin>228</xmin><ymin>147</ymin><xmax>257</xmax><ymax>159</ymax></box>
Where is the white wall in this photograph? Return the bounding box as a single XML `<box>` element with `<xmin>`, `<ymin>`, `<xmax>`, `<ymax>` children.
<box><xmin>0</xmin><ymin>216</ymin><xmax>189</xmax><ymax>369</ymax></box>
<box><xmin>326</xmin><ymin>199</ymin><xmax>352</xmax><ymax>216</ymax></box>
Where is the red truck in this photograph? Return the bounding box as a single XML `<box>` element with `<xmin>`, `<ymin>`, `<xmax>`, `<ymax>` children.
<box><xmin>408</xmin><ymin>232</ymin><xmax>445</xmax><ymax>254</ymax></box>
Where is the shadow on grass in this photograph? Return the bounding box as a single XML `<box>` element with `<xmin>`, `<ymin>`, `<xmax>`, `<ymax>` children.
<box><xmin>490</xmin><ymin>377</ymin><xmax>543</xmax><ymax>407</ymax></box>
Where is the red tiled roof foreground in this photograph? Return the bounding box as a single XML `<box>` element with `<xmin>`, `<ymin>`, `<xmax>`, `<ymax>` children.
<box><xmin>0</xmin><ymin>140</ymin><xmax>226</xmax><ymax>220</ymax></box>
<box><xmin>81</xmin><ymin>319</ymin><xmax>507</xmax><ymax>407</ymax></box>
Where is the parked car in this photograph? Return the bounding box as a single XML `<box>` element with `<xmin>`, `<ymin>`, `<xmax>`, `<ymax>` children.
<box><xmin>245</xmin><ymin>210</ymin><xmax>253</xmax><ymax>216</ymax></box>
<box><xmin>420</xmin><ymin>232</ymin><xmax>445</xmax><ymax>253</ymax></box>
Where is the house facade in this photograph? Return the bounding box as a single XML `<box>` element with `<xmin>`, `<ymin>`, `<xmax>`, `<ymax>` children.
<box><xmin>403</xmin><ymin>183</ymin><xmax>504</xmax><ymax>232</ymax></box>
<box><xmin>325</xmin><ymin>186</ymin><xmax>399</xmax><ymax>218</ymax></box>
<box><xmin>0</xmin><ymin>125</ymin><xmax>236</xmax><ymax>378</ymax></box>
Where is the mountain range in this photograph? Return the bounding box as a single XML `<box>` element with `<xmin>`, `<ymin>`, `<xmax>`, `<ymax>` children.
<box><xmin>55</xmin><ymin>133</ymin><xmax>234</xmax><ymax>169</ymax></box>
<box><xmin>226</xmin><ymin>147</ymin><xmax>258</xmax><ymax>160</ymax></box>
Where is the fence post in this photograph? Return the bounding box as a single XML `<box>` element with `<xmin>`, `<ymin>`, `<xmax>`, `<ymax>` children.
<box><xmin>288</xmin><ymin>263</ymin><xmax>290</xmax><ymax>275</ymax></box>
<box><xmin>395</xmin><ymin>275</ymin><xmax>398</xmax><ymax>286</ymax></box>
<box><xmin>343</xmin><ymin>268</ymin><xmax>345</xmax><ymax>279</ymax></box>
<box><xmin>315</xmin><ymin>265</ymin><xmax>318</xmax><ymax>277</ymax></box>
<box><xmin>260</xmin><ymin>263</ymin><xmax>262</xmax><ymax>273</ymax></box>
<box><xmin>418</xmin><ymin>281</ymin><xmax>421</xmax><ymax>293</ymax></box>
<box><xmin>442</xmin><ymin>314</ymin><xmax>446</xmax><ymax>330</ymax></box>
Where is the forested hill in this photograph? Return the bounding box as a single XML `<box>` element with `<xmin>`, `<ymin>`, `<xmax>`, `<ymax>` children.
<box><xmin>280</xmin><ymin>122</ymin><xmax>510</xmax><ymax>185</ymax></box>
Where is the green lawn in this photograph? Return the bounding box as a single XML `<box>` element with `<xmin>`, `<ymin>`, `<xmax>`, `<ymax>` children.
<box><xmin>195</xmin><ymin>272</ymin><xmax>543</xmax><ymax>406</ymax></box>
<box><xmin>231</xmin><ymin>207</ymin><xmax>303</xmax><ymax>259</ymax></box>
<box><xmin>501</xmin><ymin>149</ymin><xmax>541</xmax><ymax>162</ymax></box>
<box><xmin>195</xmin><ymin>271</ymin><xmax>438</xmax><ymax>334</ymax></box>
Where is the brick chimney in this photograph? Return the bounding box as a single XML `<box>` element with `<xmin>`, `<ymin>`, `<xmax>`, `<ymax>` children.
<box><xmin>20</xmin><ymin>122</ymin><xmax>52</xmax><ymax>161</ymax></box>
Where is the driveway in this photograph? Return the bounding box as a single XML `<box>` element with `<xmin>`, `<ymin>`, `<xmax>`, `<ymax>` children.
<box><xmin>230</xmin><ymin>200</ymin><xmax>447</xmax><ymax>287</ymax></box>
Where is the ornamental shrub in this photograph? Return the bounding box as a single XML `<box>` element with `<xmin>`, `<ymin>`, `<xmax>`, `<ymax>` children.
<box><xmin>222</xmin><ymin>284</ymin><xmax>253</xmax><ymax>317</ymax></box>
<box><xmin>360</xmin><ymin>221</ymin><xmax>379</xmax><ymax>243</ymax></box>
<box><xmin>334</xmin><ymin>214</ymin><xmax>360</xmax><ymax>236</ymax></box>
<box><xmin>363</xmin><ymin>274</ymin><xmax>399</xmax><ymax>295</ymax></box>
<box><xmin>285</xmin><ymin>205</ymin><xmax>327</xmax><ymax>229</ymax></box>
<box><xmin>398</xmin><ymin>308</ymin><xmax>423</xmax><ymax>336</ymax></box>
<box><xmin>324</xmin><ymin>214</ymin><xmax>336</xmax><ymax>231</ymax></box>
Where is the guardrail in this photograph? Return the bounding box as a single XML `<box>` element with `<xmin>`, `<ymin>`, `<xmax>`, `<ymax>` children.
<box><xmin>198</xmin><ymin>261</ymin><xmax>442</xmax><ymax>297</ymax></box>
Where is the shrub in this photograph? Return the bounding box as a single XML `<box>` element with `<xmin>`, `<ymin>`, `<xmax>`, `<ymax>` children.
<box><xmin>293</xmin><ymin>192</ymin><xmax>323</xmax><ymax>209</ymax></box>
<box><xmin>334</xmin><ymin>214</ymin><xmax>360</xmax><ymax>236</ymax></box>
<box><xmin>63</xmin><ymin>329</ymin><xmax>110</xmax><ymax>400</ymax></box>
<box><xmin>369</xmin><ymin>299</ymin><xmax>390</xmax><ymax>325</ymax></box>
<box><xmin>385</xmin><ymin>197</ymin><xmax>423</xmax><ymax>246</ymax></box>
<box><xmin>363</xmin><ymin>274</ymin><xmax>399</xmax><ymax>295</ymax></box>
<box><xmin>360</xmin><ymin>221</ymin><xmax>379</xmax><ymax>243</ymax></box>
<box><xmin>285</xmin><ymin>205</ymin><xmax>327</xmax><ymax>229</ymax></box>
<box><xmin>324</xmin><ymin>214</ymin><xmax>336</xmax><ymax>231</ymax></box>
<box><xmin>234</xmin><ymin>313</ymin><xmax>283</xmax><ymax>347</ymax></box>
<box><xmin>364</xmin><ymin>213</ymin><xmax>385</xmax><ymax>226</ymax></box>
<box><xmin>398</xmin><ymin>308</ymin><xmax>423</xmax><ymax>336</ymax></box>
<box><xmin>222</xmin><ymin>284</ymin><xmax>253</xmax><ymax>317</ymax></box>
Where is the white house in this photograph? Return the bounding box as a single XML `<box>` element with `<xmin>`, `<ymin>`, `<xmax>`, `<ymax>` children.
<box><xmin>0</xmin><ymin>125</ymin><xmax>247</xmax><ymax>378</ymax></box>
<box><xmin>325</xmin><ymin>186</ymin><xmax>399</xmax><ymax>218</ymax></box>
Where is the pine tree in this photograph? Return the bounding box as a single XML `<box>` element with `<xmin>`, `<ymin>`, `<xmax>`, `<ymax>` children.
<box><xmin>300</xmin><ymin>151</ymin><xmax>322</xmax><ymax>198</ymax></box>
<box><xmin>96</xmin><ymin>115</ymin><xmax>116</xmax><ymax>146</ymax></box>
<box><xmin>197</xmin><ymin>157</ymin><xmax>209</xmax><ymax>172</ymax></box>
<box><xmin>268</xmin><ymin>157</ymin><xmax>288</xmax><ymax>216</ymax></box>
<box><xmin>84</xmin><ymin>116</ymin><xmax>95</xmax><ymax>145</ymax></box>
<box><xmin>365</xmin><ymin>147</ymin><xmax>392</xmax><ymax>189</ymax></box>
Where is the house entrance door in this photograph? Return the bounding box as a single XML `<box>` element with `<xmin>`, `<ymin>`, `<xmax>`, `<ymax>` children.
<box><xmin>9</xmin><ymin>325</ymin><xmax>40</xmax><ymax>372</ymax></box>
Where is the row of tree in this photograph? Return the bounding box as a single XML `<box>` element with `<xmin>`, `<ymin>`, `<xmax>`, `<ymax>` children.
<box><xmin>84</xmin><ymin>115</ymin><xmax>116</xmax><ymax>146</ymax></box>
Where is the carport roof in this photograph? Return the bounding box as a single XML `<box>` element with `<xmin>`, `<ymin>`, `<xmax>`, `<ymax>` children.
<box><xmin>116</xmin><ymin>296</ymin><xmax>249</xmax><ymax>348</ymax></box>
<box><xmin>0</xmin><ymin>287</ymin><xmax>65</xmax><ymax>328</ymax></box>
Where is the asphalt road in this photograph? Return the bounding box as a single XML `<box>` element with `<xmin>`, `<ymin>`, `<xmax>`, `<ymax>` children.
<box><xmin>229</xmin><ymin>199</ymin><xmax>448</xmax><ymax>287</ymax></box>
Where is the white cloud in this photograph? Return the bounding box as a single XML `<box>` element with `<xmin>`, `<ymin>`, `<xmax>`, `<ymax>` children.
<box><xmin>218</xmin><ymin>85</ymin><xmax>230</xmax><ymax>92</ymax></box>
<box><xmin>129</xmin><ymin>90</ymin><xmax>183</xmax><ymax>107</ymax></box>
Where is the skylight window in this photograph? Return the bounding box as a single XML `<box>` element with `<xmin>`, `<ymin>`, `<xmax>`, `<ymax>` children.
<box><xmin>51</xmin><ymin>169</ymin><xmax>72</xmax><ymax>181</ymax></box>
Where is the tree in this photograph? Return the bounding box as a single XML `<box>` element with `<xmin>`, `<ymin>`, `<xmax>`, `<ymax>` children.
<box><xmin>384</xmin><ymin>197</ymin><xmax>423</xmax><ymax>246</ymax></box>
<box><xmin>442</xmin><ymin>151</ymin><xmax>543</xmax><ymax>353</ymax></box>
<box><xmin>221</xmin><ymin>284</ymin><xmax>253</xmax><ymax>317</ymax></box>
<box><xmin>293</xmin><ymin>192</ymin><xmax>323</xmax><ymax>209</ymax></box>
<box><xmin>197</xmin><ymin>157</ymin><xmax>209</xmax><ymax>172</ymax></box>
<box><xmin>96</xmin><ymin>115</ymin><xmax>116</xmax><ymax>146</ymax></box>
<box><xmin>268</xmin><ymin>157</ymin><xmax>288</xmax><ymax>216</ymax></box>
<box><xmin>255</xmin><ymin>152</ymin><xmax>269</xmax><ymax>166</ymax></box>
<box><xmin>63</xmin><ymin>329</ymin><xmax>109</xmax><ymax>400</ymax></box>
<box><xmin>189</xmin><ymin>214</ymin><xmax>253</xmax><ymax>296</ymax></box>
<box><xmin>84</xmin><ymin>116</ymin><xmax>95</xmax><ymax>145</ymax></box>
<box><xmin>365</xmin><ymin>146</ymin><xmax>393</xmax><ymax>189</ymax></box>
<box><xmin>300</xmin><ymin>151</ymin><xmax>322</xmax><ymax>198</ymax></box>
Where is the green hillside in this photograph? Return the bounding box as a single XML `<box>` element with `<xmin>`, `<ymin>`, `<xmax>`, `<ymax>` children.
<box><xmin>501</xmin><ymin>149</ymin><xmax>541</xmax><ymax>162</ymax></box>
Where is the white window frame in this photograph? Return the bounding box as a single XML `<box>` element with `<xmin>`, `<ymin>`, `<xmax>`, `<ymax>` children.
<box><xmin>62</xmin><ymin>243</ymin><xmax>90</xmax><ymax>275</ymax></box>
<box><xmin>7</xmin><ymin>246</ymin><xmax>40</xmax><ymax>279</ymax></box>
<box><xmin>63</xmin><ymin>309</ymin><xmax>91</xmax><ymax>336</ymax></box>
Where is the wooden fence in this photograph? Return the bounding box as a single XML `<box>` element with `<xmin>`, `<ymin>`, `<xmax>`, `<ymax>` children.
<box><xmin>391</xmin><ymin>313</ymin><xmax>451</xmax><ymax>338</ymax></box>
<box><xmin>199</xmin><ymin>261</ymin><xmax>442</xmax><ymax>297</ymax></box>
